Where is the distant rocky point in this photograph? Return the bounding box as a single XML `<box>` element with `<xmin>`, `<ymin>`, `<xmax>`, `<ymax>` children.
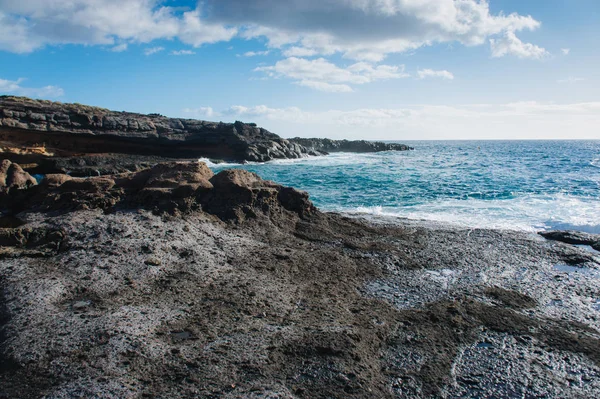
<box><xmin>0</xmin><ymin>96</ymin><xmax>412</xmax><ymax>176</ymax></box>
<box><xmin>289</xmin><ymin>137</ymin><xmax>413</xmax><ymax>153</ymax></box>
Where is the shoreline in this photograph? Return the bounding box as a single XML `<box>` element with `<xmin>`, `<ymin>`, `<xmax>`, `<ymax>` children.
<box><xmin>0</xmin><ymin>160</ymin><xmax>599</xmax><ymax>398</ymax></box>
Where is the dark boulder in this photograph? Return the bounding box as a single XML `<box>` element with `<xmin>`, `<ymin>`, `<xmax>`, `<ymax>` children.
<box><xmin>539</xmin><ymin>230</ymin><xmax>600</xmax><ymax>251</ymax></box>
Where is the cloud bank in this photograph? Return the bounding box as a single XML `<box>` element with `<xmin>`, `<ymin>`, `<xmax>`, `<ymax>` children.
<box><xmin>184</xmin><ymin>101</ymin><xmax>600</xmax><ymax>140</ymax></box>
<box><xmin>0</xmin><ymin>0</ymin><xmax>546</xmax><ymax>61</ymax></box>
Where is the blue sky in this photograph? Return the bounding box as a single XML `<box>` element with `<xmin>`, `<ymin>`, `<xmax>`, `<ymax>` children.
<box><xmin>0</xmin><ymin>0</ymin><xmax>599</xmax><ymax>140</ymax></box>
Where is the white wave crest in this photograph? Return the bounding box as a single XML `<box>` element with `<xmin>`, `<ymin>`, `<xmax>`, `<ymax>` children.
<box><xmin>340</xmin><ymin>194</ymin><xmax>600</xmax><ymax>233</ymax></box>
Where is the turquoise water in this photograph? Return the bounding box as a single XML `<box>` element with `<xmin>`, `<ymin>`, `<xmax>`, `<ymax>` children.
<box><xmin>206</xmin><ymin>140</ymin><xmax>600</xmax><ymax>232</ymax></box>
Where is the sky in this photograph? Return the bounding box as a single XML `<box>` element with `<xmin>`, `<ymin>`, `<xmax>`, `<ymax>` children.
<box><xmin>0</xmin><ymin>0</ymin><xmax>599</xmax><ymax>140</ymax></box>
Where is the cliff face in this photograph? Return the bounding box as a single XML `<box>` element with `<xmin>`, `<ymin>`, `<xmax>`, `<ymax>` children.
<box><xmin>0</xmin><ymin>96</ymin><xmax>321</xmax><ymax>164</ymax></box>
<box><xmin>289</xmin><ymin>137</ymin><xmax>413</xmax><ymax>153</ymax></box>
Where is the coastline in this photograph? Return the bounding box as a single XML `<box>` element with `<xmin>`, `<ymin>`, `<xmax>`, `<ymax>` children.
<box><xmin>0</xmin><ymin>160</ymin><xmax>599</xmax><ymax>398</ymax></box>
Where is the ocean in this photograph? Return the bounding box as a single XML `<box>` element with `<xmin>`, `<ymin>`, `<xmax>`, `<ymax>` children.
<box><xmin>205</xmin><ymin>140</ymin><xmax>600</xmax><ymax>233</ymax></box>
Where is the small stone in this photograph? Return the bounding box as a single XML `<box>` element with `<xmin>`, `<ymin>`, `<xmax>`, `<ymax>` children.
<box><xmin>145</xmin><ymin>257</ymin><xmax>161</xmax><ymax>266</ymax></box>
<box><xmin>73</xmin><ymin>300</ymin><xmax>91</xmax><ymax>310</ymax></box>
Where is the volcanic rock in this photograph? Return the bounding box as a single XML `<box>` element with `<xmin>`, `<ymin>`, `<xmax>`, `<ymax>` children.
<box><xmin>540</xmin><ymin>230</ymin><xmax>600</xmax><ymax>251</ymax></box>
<box><xmin>0</xmin><ymin>96</ymin><xmax>322</xmax><ymax>167</ymax></box>
<box><xmin>289</xmin><ymin>137</ymin><xmax>413</xmax><ymax>153</ymax></box>
<box><xmin>0</xmin><ymin>159</ymin><xmax>37</xmax><ymax>193</ymax></box>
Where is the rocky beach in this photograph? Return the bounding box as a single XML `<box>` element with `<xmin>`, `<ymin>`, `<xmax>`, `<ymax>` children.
<box><xmin>0</xmin><ymin>152</ymin><xmax>598</xmax><ymax>398</ymax></box>
<box><xmin>1</xmin><ymin>0</ymin><xmax>597</xmax><ymax>396</ymax></box>
<box><xmin>0</xmin><ymin>97</ymin><xmax>598</xmax><ymax>398</ymax></box>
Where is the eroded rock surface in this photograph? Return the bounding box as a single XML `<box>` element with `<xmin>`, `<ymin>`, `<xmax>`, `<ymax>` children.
<box><xmin>0</xmin><ymin>159</ymin><xmax>37</xmax><ymax>193</ymax></box>
<box><xmin>0</xmin><ymin>162</ymin><xmax>598</xmax><ymax>399</ymax></box>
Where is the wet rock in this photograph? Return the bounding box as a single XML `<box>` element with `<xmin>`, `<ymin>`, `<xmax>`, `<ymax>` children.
<box><xmin>540</xmin><ymin>230</ymin><xmax>600</xmax><ymax>250</ymax></box>
<box><xmin>484</xmin><ymin>286</ymin><xmax>537</xmax><ymax>309</ymax></box>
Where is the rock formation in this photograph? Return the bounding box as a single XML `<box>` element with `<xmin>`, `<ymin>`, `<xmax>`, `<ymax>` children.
<box><xmin>1</xmin><ymin>161</ymin><xmax>315</xmax><ymax>222</ymax></box>
<box><xmin>0</xmin><ymin>160</ymin><xmax>599</xmax><ymax>398</ymax></box>
<box><xmin>289</xmin><ymin>137</ymin><xmax>413</xmax><ymax>153</ymax></box>
<box><xmin>0</xmin><ymin>159</ymin><xmax>37</xmax><ymax>193</ymax></box>
<box><xmin>0</xmin><ymin>96</ymin><xmax>323</xmax><ymax>172</ymax></box>
<box><xmin>540</xmin><ymin>230</ymin><xmax>600</xmax><ymax>251</ymax></box>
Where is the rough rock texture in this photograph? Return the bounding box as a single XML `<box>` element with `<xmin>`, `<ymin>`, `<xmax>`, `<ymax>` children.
<box><xmin>0</xmin><ymin>96</ymin><xmax>322</xmax><ymax>166</ymax></box>
<box><xmin>0</xmin><ymin>159</ymin><xmax>37</xmax><ymax>193</ymax></box>
<box><xmin>289</xmin><ymin>138</ymin><xmax>413</xmax><ymax>153</ymax></box>
<box><xmin>540</xmin><ymin>230</ymin><xmax>600</xmax><ymax>252</ymax></box>
<box><xmin>0</xmin><ymin>161</ymin><xmax>315</xmax><ymax>223</ymax></box>
<box><xmin>0</xmin><ymin>162</ymin><xmax>599</xmax><ymax>398</ymax></box>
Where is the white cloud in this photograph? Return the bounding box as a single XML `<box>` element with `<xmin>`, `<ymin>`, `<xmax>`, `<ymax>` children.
<box><xmin>210</xmin><ymin>0</ymin><xmax>544</xmax><ymax>61</ymax></box>
<box><xmin>0</xmin><ymin>77</ymin><xmax>64</xmax><ymax>98</ymax></box>
<box><xmin>557</xmin><ymin>77</ymin><xmax>584</xmax><ymax>84</ymax></box>
<box><xmin>255</xmin><ymin>57</ymin><xmax>409</xmax><ymax>91</ymax></box>
<box><xmin>490</xmin><ymin>31</ymin><xmax>549</xmax><ymax>59</ymax></box>
<box><xmin>283</xmin><ymin>47</ymin><xmax>320</xmax><ymax>57</ymax></box>
<box><xmin>144</xmin><ymin>46</ymin><xmax>164</xmax><ymax>56</ymax></box>
<box><xmin>296</xmin><ymin>80</ymin><xmax>354</xmax><ymax>93</ymax></box>
<box><xmin>242</xmin><ymin>50</ymin><xmax>270</xmax><ymax>57</ymax></box>
<box><xmin>561</xmin><ymin>48</ymin><xmax>570</xmax><ymax>55</ymax></box>
<box><xmin>171</xmin><ymin>50</ymin><xmax>196</xmax><ymax>56</ymax></box>
<box><xmin>417</xmin><ymin>69</ymin><xmax>454</xmax><ymax>80</ymax></box>
<box><xmin>182</xmin><ymin>106</ymin><xmax>216</xmax><ymax>118</ymax></box>
<box><xmin>110</xmin><ymin>43</ymin><xmax>128</xmax><ymax>52</ymax></box>
<box><xmin>0</xmin><ymin>1</ymin><xmax>236</xmax><ymax>53</ymax></box>
<box><xmin>0</xmin><ymin>0</ymin><xmax>545</xmax><ymax>63</ymax></box>
<box><xmin>220</xmin><ymin>101</ymin><xmax>600</xmax><ymax>140</ymax></box>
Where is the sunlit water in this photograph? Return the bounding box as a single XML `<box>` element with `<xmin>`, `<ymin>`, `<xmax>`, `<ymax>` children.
<box><xmin>205</xmin><ymin>140</ymin><xmax>600</xmax><ymax>233</ymax></box>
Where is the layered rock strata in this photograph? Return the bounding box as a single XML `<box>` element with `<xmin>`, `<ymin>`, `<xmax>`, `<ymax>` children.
<box><xmin>0</xmin><ymin>96</ymin><xmax>322</xmax><ymax>168</ymax></box>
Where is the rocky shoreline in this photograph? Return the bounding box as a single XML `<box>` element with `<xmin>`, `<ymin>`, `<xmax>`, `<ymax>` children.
<box><xmin>0</xmin><ymin>97</ymin><xmax>412</xmax><ymax>177</ymax></box>
<box><xmin>289</xmin><ymin>138</ymin><xmax>413</xmax><ymax>153</ymax></box>
<box><xmin>0</xmin><ymin>160</ymin><xmax>599</xmax><ymax>398</ymax></box>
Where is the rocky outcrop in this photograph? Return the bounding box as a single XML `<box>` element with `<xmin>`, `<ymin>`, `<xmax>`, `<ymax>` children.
<box><xmin>540</xmin><ymin>230</ymin><xmax>600</xmax><ymax>251</ymax></box>
<box><xmin>1</xmin><ymin>160</ymin><xmax>315</xmax><ymax>223</ymax></box>
<box><xmin>0</xmin><ymin>159</ymin><xmax>37</xmax><ymax>193</ymax></box>
<box><xmin>0</xmin><ymin>96</ymin><xmax>322</xmax><ymax>165</ymax></box>
<box><xmin>289</xmin><ymin>137</ymin><xmax>413</xmax><ymax>153</ymax></box>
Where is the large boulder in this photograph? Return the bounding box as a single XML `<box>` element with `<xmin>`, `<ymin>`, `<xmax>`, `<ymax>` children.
<box><xmin>204</xmin><ymin>169</ymin><xmax>315</xmax><ymax>222</ymax></box>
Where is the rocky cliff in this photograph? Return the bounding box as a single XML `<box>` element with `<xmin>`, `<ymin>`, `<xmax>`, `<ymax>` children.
<box><xmin>0</xmin><ymin>96</ymin><xmax>322</xmax><ymax>168</ymax></box>
<box><xmin>289</xmin><ymin>137</ymin><xmax>413</xmax><ymax>153</ymax></box>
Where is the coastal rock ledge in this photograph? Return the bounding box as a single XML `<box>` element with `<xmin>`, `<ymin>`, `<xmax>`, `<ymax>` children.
<box><xmin>0</xmin><ymin>97</ymin><xmax>413</xmax><ymax>176</ymax></box>
<box><xmin>289</xmin><ymin>137</ymin><xmax>413</xmax><ymax>153</ymax></box>
<box><xmin>0</xmin><ymin>96</ymin><xmax>323</xmax><ymax>167</ymax></box>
